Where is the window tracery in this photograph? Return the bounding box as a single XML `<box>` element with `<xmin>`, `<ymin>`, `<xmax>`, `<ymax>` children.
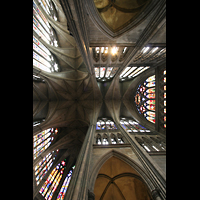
<box><xmin>119</xmin><ymin>66</ymin><xmax>150</xmax><ymax>81</ymax></box>
<box><xmin>134</xmin><ymin>68</ymin><xmax>166</xmax><ymax>129</ymax></box>
<box><xmin>110</xmin><ymin>133</ymin><xmax>117</xmax><ymax>144</ymax></box>
<box><xmin>56</xmin><ymin>165</ymin><xmax>75</xmax><ymax>200</ymax></box>
<box><xmin>33</xmin><ymin>128</ymin><xmax>58</xmax><ymax>160</ymax></box>
<box><xmin>96</xmin><ymin>118</ymin><xmax>117</xmax><ymax>130</ymax></box>
<box><xmin>95</xmin><ymin>118</ymin><xmax>126</xmax><ymax>145</ymax></box>
<box><xmin>135</xmin><ymin>75</ymin><xmax>156</xmax><ymax>124</ymax></box>
<box><xmin>33</xmin><ymin>0</ymin><xmax>60</xmax><ymax>72</ymax></box>
<box><xmin>135</xmin><ymin>136</ymin><xmax>166</xmax><ymax>153</ymax></box>
<box><xmin>96</xmin><ymin>134</ymin><xmax>101</xmax><ymax>144</ymax></box>
<box><xmin>39</xmin><ymin>161</ymin><xmax>75</xmax><ymax>200</ymax></box>
<box><xmin>95</xmin><ymin>132</ymin><xmax>125</xmax><ymax>145</ymax></box>
<box><xmin>133</xmin><ymin>46</ymin><xmax>166</xmax><ymax>63</ymax></box>
<box><xmin>120</xmin><ymin>117</ymin><xmax>150</xmax><ymax>133</ymax></box>
<box><xmin>160</xmin><ymin>69</ymin><xmax>166</xmax><ymax>129</ymax></box>
<box><xmin>34</xmin><ymin>150</ymin><xmax>59</xmax><ymax>185</ymax></box>
<box><xmin>94</xmin><ymin>66</ymin><xmax>119</xmax><ymax>81</ymax></box>
<box><xmin>102</xmin><ymin>134</ymin><xmax>109</xmax><ymax>145</ymax></box>
<box><xmin>93</xmin><ymin>47</ymin><xmax>129</xmax><ymax>81</ymax></box>
<box><xmin>117</xmin><ymin>133</ymin><xmax>124</xmax><ymax>144</ymax></box>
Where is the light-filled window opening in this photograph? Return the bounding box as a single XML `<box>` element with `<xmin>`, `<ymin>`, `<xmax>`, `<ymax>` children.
<box><xmin>119</xmin><ymin>66</ymin><xmax>150</xmax><ymax>81</ymax></box>
<box><xmin>33</xmin><ymin>0</ymin><xmax>60</xmax><ymax>73</ymax></box>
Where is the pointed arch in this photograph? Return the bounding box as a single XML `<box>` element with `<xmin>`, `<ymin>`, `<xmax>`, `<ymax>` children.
<box><xmin>85</xmin><ymin>0</ymin><xmax>157</xmax><ymax>38</ymax></box>
<box><xmin>102</xmin><ymin>133</ymin><xmax>109</xmax><ymax>145</ymax></box>
<box><xmin>96</xmin><ymin>134</ymin><xmax>102</xmax><ymax>145</ymax></box>
<box><xmin>89</xmin><ymin>150</ymin><xmax>155</xmax><ymax>193</ymax></box>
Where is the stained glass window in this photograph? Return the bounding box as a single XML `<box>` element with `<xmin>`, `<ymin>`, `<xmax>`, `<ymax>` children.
<box><xmin>33</xmin><ymin>128</ymin><xmax>53</xmax><ymax>160</ymax></box>
<box><xmin>120</xmin><ymin>118</ymin><xmax>150</xmax><ymax>132</ymax></box>
<box><xmin>94</xmin><ymin>66</ymin><xmax>119</xmax><ymax>80</ymax></box>
<box><xmin>96</xmin><ymin>118</ymin><xmax>117</xmax><ymax>130</ymax></box>
<box><xmin>33</xmin><ymin>0</ymin><xmax>59</xmax><ymax>72</ymax></box>
<box><xmin>96</xmin><ymin>120</ymin><xmax>105</xmax><ymax>130</ymax></box>
<box><xmin>106</xmin><ymin>120</ymin><xmax>117</xmax><ymax>130</ymax></box>
<box><xmin>39</xmin><ymin>161</ymin><xmax>67</xmax><ymax>200</ymax></box>
<box><xmin>100</xmin><ymin>67</ymin><xmax>106</xmax><ymax>78</ymax></box>
<box><xmin>93</xmin><ymin>46</ymin><xmax>121</xmax><ymax>81</ymax></box>
<box><xmin>56</xmin><ymin>166</ymin><xmax>75</xmax><ymax>200</ymax></box>
<box><xmin>110</xmin><ymin>67</ymin><xmax>119</xmax><ymax>77</ymax></box>
<box><xmin>34</xmin><ymin>150</ymin><xmax>58</xmax><ymax>185</ymax></box>
<box><xmin>105</xmin><ymin>67</ymin><xmax>113</xmax><ymax>77</ymax></box>
<box><xmin>94</xmin><ymin>67</ymin><xmax>99</xmax><ymax>78</ymax></box>
<box><xmin>161</xmin><ymin>69</ymin><xmax>166</xmax><ymax>129</ymax></box>
<box><xmin>135</xmin><ymin>75</ymin><xmax>156</xmax><ymax>124</ymax></box>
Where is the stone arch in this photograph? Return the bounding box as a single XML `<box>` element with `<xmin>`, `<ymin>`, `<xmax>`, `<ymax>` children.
<box><xmin>85</xmin><ymin>0</ymin><xmax>158</xmax><ymax>38</ymax></box>
<box><xmin>117</xmin><ymin>132</ymin><xmax>126</xmax><ymax>143</ymax></box>
<box><xmin>96</xmin><ymin>133</ymin><xmax>102</xmax><ymax>144</ymax></box>
<box><xmin>110</xmin><ymin>133</ymin><xmax>117</xmax><ymax>144</ymax></box>
<box><xmin>89</xmin><ymin>150</ymin><xmax>155</xmax><ymax>195</ymax></box>
<box><xmin>122</xmin><ymin>67</ymin><xmax>156</xmax><ymax>131</ymax></box>
<box><xmin>102</xmin><ymin>133</ymin><xmax>109</xmax><ymax>144</ymax></box>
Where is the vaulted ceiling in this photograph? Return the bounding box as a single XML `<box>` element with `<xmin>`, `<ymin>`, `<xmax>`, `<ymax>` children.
<box><xmin>94</xmin><ymin>156</ymin><xmax>151</xmax><ymax>200</ymax></box>
<box><xmin>33</xmin><ymin>0</ymin><xmax>166</xmax><ymax>180</ymax></box>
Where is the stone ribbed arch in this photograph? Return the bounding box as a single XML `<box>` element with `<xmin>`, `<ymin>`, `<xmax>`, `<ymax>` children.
<box><xmin>89</xmin><ymin>150</ymin><xmax>155</xmax><ymax>193</ymax></box>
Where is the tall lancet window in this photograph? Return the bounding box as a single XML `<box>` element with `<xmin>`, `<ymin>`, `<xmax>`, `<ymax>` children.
<box><xmin>34</xmin><ymin>150</ymin><xmax>58</xmax><ymax>185</ymax></box>
<box><xmin>96</xmin><ymin>118</ymin><xmax>118</xmax><ymax>130</ymax></box>
<box><xmin>33</xmin><ymin>128</ymin><xmax>58</xmax><ymax>160</ymax></box>
<box><xmin>135</xmin><ymin>75</ymin><xmax>156</xmax><ymax>124</ymax></box>
<box><xmin>96</xmin><ymin>134</ymin><xmax>101</xmax><ymax>145</ymax></box>
<box><xmin>39</xmin><ymin>161</ymin><xmax>75</xmax><ymax>200</ymax></box>
<box><xmin>102</xmin><ymin>134</ymin><xmax>109</xmax><ymax>145</ymax></box>
<box><xmin>161</xmin><ymin>69</ymin><xmax>166</xmax><ymax>128</ymax></box>
<box><xmin>33</xmin><ymin>0</ymin><xmax>60</xmax><ymax>72</ymax></box>
<box><xmin>56</xmin><ymin>166</ymin><xmax>75</xmax><ymax>200</ymax></box>
<box><xmin>33</xmin><ymin>128</ymin><xmax>53</xmax><ymax>160</ymax></box>
<box><xmin>39</xmin><ymin>161</ymin><xmax>64</xmax><ymax>199</ymax></box>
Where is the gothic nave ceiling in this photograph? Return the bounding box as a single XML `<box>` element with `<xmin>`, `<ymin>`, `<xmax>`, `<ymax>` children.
<box><xmin>33</xmin><ymin>72</ymin><xmax>103</xmax><ymax>171</ymax></box>
<box><xmin>33</xmin><ymin>0</ymin><xmax>166</xmax><ymax>174</ymax></box>
<box><xmin>33</xmin><ymin>74</ymin><xmax>103</xmax><ymax>130</ymax></box>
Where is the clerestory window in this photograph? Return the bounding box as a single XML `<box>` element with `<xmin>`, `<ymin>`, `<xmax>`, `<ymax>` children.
<box><xmin>33</xmin><ymin>0</ymin><xmax>60</xmax><ymax>73</ymax></box>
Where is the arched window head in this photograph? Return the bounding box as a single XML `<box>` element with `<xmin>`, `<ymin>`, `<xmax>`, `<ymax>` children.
<box><xmin>96</xmin><ymin>134</ymin><xmax>101</xmax><ymax>145</ymax></box>
<box><xmin>56</xmin><ymin>165</ymin><xmax>75</xmax><ymax>199</ymax></box>
<box><xmin>120</xmin><ymin>117</ymin><xmax>150</xmax><ymax>133</ymax></box>
<box><xmin>110</xmin><ymin>134</ymin><xmax>117</xmax><ymax>144</ymax></box>
<box><xmin>106</xmin><ymin>120</ymin><xmax>117</xmax><ymax>130</ymax></box>
<box><xmin>38</xmin><ymin>0</ymin><xmax>58</xmax><ymax>21</ymax></box>
<box><xmin>96</xmin><ymin>118</ymin><xmax>117</xmax><ymax>130</ymax></box>
<box><xmin>135</xmin><ymin>75</ymin><xmax>156</xmax><ymax>124</ymax></box>
<box><xmin>33</xmin><ymin>128</ymin><xmax>59</xmax><ymax>160</ymax></box>
<box><xmin>135</xmin><ymin>137</ymin><xmax>151</xmax><ymax>152</ymax></box>
<box><xmin>96</xmin><ymin>120</ymin><xmax>105</xmax><ymax>130</ymax></box>
<box><xmin>39</xmin><ymin>160</ymin><xmax>75</xmax><ymax>200</ymax></box>
<box><xmin>34</xmin><ymin>150</ymin><xmax>59</xmax><ymax>185</ymax></box>
<box><xmin>117</xmin><ymin>133</ymin><xmax>124</xmax><ymax>144</ymax></box>
<box><xmin>102</xmin><ymin>134</ymin><xmax>109</xmax><ymax>145</ymax></box>
<box><xmin>33</xmin><ymin>128</ymin><xmax>52</xmax><ymax>160</ymax></box>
